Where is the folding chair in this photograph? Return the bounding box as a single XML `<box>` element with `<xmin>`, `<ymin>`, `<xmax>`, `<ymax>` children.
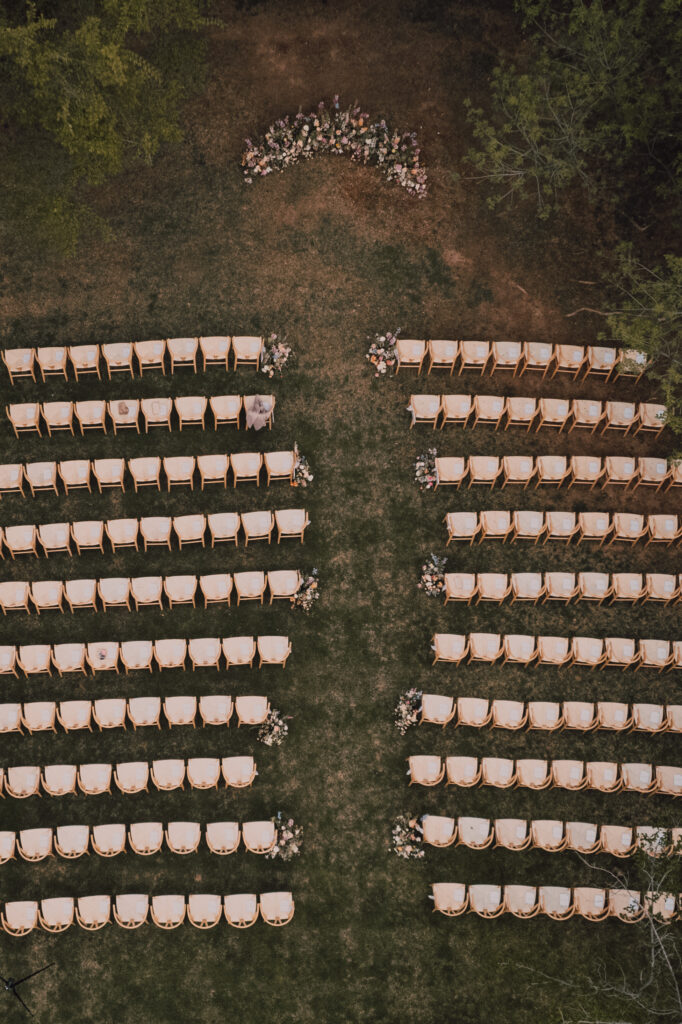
<box><xmin>581</xmin><ymin>345</ymin><xmax>617</xmax><ymax>379</ymax></box>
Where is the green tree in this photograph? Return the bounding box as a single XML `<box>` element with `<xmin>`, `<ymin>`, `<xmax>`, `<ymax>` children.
<box><xmin>0</xmin><ymin>1</ymin><xmax>211</xmax><ymax>252</ymax></box>
<box><xmin>604</xmin><ymin>245</ymin><xmax>682</xmax><ymax>441</ymax></box>
<box><xmin>463</xmin><ymin>0</ymin><xmax>682</xmax><ymax>218</ymax></box>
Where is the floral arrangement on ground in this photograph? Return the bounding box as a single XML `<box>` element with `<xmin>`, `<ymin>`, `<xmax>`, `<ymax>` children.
<box><xmin>292</xmin><ymin>443</ymin><xmax>314</xmax><ymax>486</ymax></box>
<box><xmin>257</xmin><ymin>708</ymin><xmax>290</xmax><ymax>746</ymax></box>
<box><xmin>414</xmin><ymin>448</ymin><xmax>437</xmax><ymax>490</ymax></box>
<box><xmin>390</xmin><ymin>816</ymin><xmax>424</xmax><ymax>859</ymax></box>
<box><xmin>266</xmin><ymin>812</ymin><xmax>303</xmax><ymax>861</ymax></box>
<box><xmin>292</xmin><ymin>568</ymin><xmax>319</xmax><ymax>612</ymax></box>
<box><xmin>260</xmin><ymin>333</ymin><xmax>293</xmax><ymax>377</ymax></box>
<box><xmin>242</xmin><ymin>97</ymin><xmax>427</xmax><ymax>197</ymax></box>
<box><xmin>395</xmin><ymin>688</ymin><xmax>423</xmax><ymax>734</ymax></box>
<box><xmin>366</xmin><ymin>328</ymin><xmax>401</xmax><ymax>376</ymax></box>
<box><xmin>418</xmin><ymin>553</ymin><xmax>447</xmax><ymax>596</ymax></box>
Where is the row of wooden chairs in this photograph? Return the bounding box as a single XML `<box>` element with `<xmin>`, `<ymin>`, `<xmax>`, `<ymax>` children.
<box><xmin>7</xmin><ymin>395</ymin><xmax>274</xmax><ymax>436</ymax></box>
<box><xmin>432</xmin><ymin>632</ymin><xmax>681</xmax><ymax>671</ymax></box>
<box><xmin>0</xmin><ymin>694</ymin><xmax>270</xmax><ymax>735</ymax></box>
<box><xmin>421</xmin><ymin>815</ymin><xmax>681</xmax><ymax>856</ymax></box>
<box><xmin>0</xmin><ymin>452</ymin><xmax>298</xmax><ymax>495</ymax></box>
<box><xmin>431</xmin><ymin>882</ymin><xmax>677</xmax><ymax>922</ymax></box>
<box><xmin>1</xmin><ymin>819</ymin><xmax>281</xmax><ymax>863</ymax></box>
<box><xmin>395</xmin><ymin>339</ymin><xmax>645</xmax><ymax>380</ymax></box>
<box><xmin>0</xmin><ymin>635</ymin><xmax>291</xmax><ymax>677</ymax></box>
<box><xmin>434</xmin><ymin>454</ymin><xmax>679</xmax><ymax>491</ymax></box>
<box><xmin>0</xmin><ymin>510</ymin><xmax>309</xmax><ymax>558</ymax></box>
<box><xmin>0</xmin><ymin>571</ymin><xmax>303</xmax><ymax>615</ymax></box>
<box><xmin>445</xmin><ymin>510</ymin><xmax>680</xmax><ymax>547</ymax></box>
<box><xmin>405</xmin><ymin>757</ymin><xmax>675</xmax><ymax>794</ymax></box>
<box><xmin>2</xmin><ymin>337</ymin><xmax>264</xmax><ymax>383</ymax></box>
<box><xmin>418</xmin><ymin>695</ymin><xmax>682</xmax><ymax>733</ymax></box>
<box><xmin>407</xmin><ymin>756</ymin><xmax>682</xmax><ymax>795</ymax></box>
<box><xmin>443</xmin><ymin>571</ymin><xmax>682</xmax><ymax>606</ymax></box>
<box><xmin>1</xmin><ymin>891</ymin><xmax>294</xmax><ymax>934</ymax></box>
<box><xmin>409</xmin><ymin>394</ymin><xmax>666</xmax><ymax>434</ymax></box>
<box><xmin>0</xmin><ymin>756</ymin><xmax>258</xmax><ymax>799</ymax></box>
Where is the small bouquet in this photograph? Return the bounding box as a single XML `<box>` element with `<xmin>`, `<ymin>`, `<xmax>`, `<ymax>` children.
<box><xmin>366</xmin><ymin>329</ymin><xmax>400</xmax><ymax>376</ymax></box>
<box><xmin>257</xmin><ymin>708</ymin><xmax>290</xmax><ymax>747</ymax></box>
<box><xmin>418</xmin><ymin>553</ymin><xmax>447</xmax><ymax>597</ymax></box>
<box><xmin>395</xmin><ymin>688</ymin><xmax>423</xmax><ymax>734</ymax></box>
<box><xmin>267</xmin><ymin>812</ymin><xmax>303</xmax><ymax>861</ymax></box>
<box><xmin>260</xmin><ymin>333</ymin><xmax>293</xmax><ymax>377</ymax></box>
<box><xmin>391</xmin><ymin>815</ymin><xmax>424</xmax><ymax>859</ymax></box>
<box><xmin>293</xmin><ymin>568</ymin><xmax>319</xmax><ymax>612</ymax></box>
<box><xmin>414</xmin><ymin>448</ymin><xmax>437</xmax><ymax>490</ymax></box>
<box><xmin>292</xmin><ymin>443</ymin><xmax>314</xmax><ymax>487</ymax></box>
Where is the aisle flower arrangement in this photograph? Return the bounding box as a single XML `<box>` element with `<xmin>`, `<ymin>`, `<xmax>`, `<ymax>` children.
<box><xmin>366</xmin><ymin>328</ymin><xmax>400</xmax><ymax>376</ymax></box>
<box><xmin>267</xmin><ymin>812</ymin><xmax>304</xmax><ymax>861</ymax></box>
<box><xmin>257</xmin><ymin>708</ymin><xmax>290</xmax><ymax>746</ymax></box>
<box><xmin>414</xmin><ymin>448</ymin><xmax>438</xmax><ymax>490</ymax></box>
<box><xmin>292</xmin><ymin>568</ymin><xmax>320</xmax><ymax>612</ymax></box>
<box><xmin>390</xmin><ymin>816</ymin><xmax>424</xmax><ymax>859</ymax></box>
<box><xmin>260</xmin><ymin>332</ymin><xmax>293</xmax><ymax>377</ymax></box>
<box><xmin>292</xmin><ymin>443</ymin><xmax>314</xmax><ymax>487</ymax></box>
<box><xmin>395</xmin><ymin>688</ymin><xmax>423</xmax><ymax>734</ymax></box>
<box><xmin>418</xmin><ymin>553</ymin><xmax>447</xmax><ymax>596</ymax></box>
<box><xmin>242</xmin><ymin>98</ymin><xmax>427</xmax><ymax>197</ymax></box>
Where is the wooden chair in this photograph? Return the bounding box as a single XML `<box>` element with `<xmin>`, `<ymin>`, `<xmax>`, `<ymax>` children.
<box><xmin>471</xmin><ymin>394</ymin><xmax>505</xmax><ymax>429</ymax></box>
<box><xmin>457</xmin><ymin>340</ymin><xmax>490</xmax><ymax>374</ymax></box>
<box><xmin>599</xmin><ymin>401</ymin><xmax>637</xmax><ymax>434</ymax></box>
<box><xmin>68</xmin><ymin>345</ymin><xmax>100</xmax><ymax>380</ymax></box>
<box><xmin>567</xmin><ymin>399</ymin><xmax>602</xmax><ymax>433</ymax></box>
<box><xmin>42</xmin><ymin>400</ymin><xmax>74</xmax><ymax>436</ymax></box>
<box><xmin>168</xmin><ymin>337</ymin><xmax>198</xmax><ymax>372</ymax></box>
<box><xmin>566</xmin><ymin>456</ymin><xmax>602</xmax><ymax>489</ymax></box>
<box><xmin>176</xmin><ymin>396</ymin><xmax>207</xmax><ymax>429</ymax></box>
<box><xmin>439</xmin><ymin>394</ymin><xmax>471</xmax><ymax>428</ymax></box>
<box><xmin>547</xmin><ymin>344</ymin><xmax>584</xmax><ymax>378</ymax></box>
<box><xmin>2</xmin><ymin>348</ymin><xmax>36</xmax><ymax>384</ymax></box>
<box><xmin>427</xmin><ymin>339</ymin><xmax>458</xmax><ymax>374</ymax></box>
<box><xmin>517</xmin><ymin>341</ymin><xmax>552</xmax><ymax>377</ymax></box>
<box><xmin>633</xmin><ymin>402</ymin><xmax>666</xmax><ymax>437</ymax></box>
<box><xmin>199</xmin><ymin>335</ymin><xmax>231</xmax><ymax>370</ymax></box>
<box><xmin>198</xmin><ymin>454</ymin><xmax>229</xmax><ymax>487</ymax></box>
<box><xmin>58</xmin><ymin>460</ymin><xmax>91</xmax><ymax>493</ymax></box>
<box><xmin>102</xmin><ymin>343</ymin><xmax>134</xmax><ymax>378</ymax></box>
<box><xmin>502</xmin><ymin>396</ymin><xmax>536</xmax><ymax>430</ymax></box>
<box><xmin>37</xmin><ymin>346</ymin><xmax>68</xmax><ymax>381</ymax></box>
<box><xmin>407</xmin><ymin>394</ymin><xmax>440</xmax><ymax>428</ymax></box>
<box><xmin>134</xmin><ymin>340</ymin><xmax>166</xmax><ymax>374</ymax></box>
<box><xmin>163</xmin><ymin>456</ymin><xmax>195</xmax><ymax>489</ymax></box>
<box><xmin>394</xmin><ymin>338</ymin><xmax>426</xmax><ymax>373</ymax></box>
<box><xmin>7</xmin><ymin>403</ymin><xmax>41</xmax><ymax>436</ymax></box>
<box><xmin>532</xmin><ymin>397</ymin><xmax>570</xmax><ymax>431</ymax></box>
<box><xmin>107</xmin><ymin>399</ymin><xmax>140</xmax><ymax>434</ymax></box>
<box><xmin>232</xmin><ymin>335</ymin><xmax>263</xmax><ymax>370</ymax></box>
<box><xmin>93</xmin><ymin>458</ymin><xmax>125</xmax><ymax>492</ymax></box>
<box><xmin>141</xmin><ymin>397</ymin><xmax>172</xmax><ymax>431</ymax></box>
<box><xmin>24</xmin><ymin>462</ymin><xmax>58</xmax><ymax>496</ymax></box>
<box><xmin>129</xmin><ymin>457</ymin><xmax>161</xmax><ymax>490</ymax></box>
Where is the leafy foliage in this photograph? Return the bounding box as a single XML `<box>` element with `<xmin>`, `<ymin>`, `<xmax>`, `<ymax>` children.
<box><xmin>0</xmin><ymin>0</ymin><xmax>211</xmax><ymax>251</ymax></box>
<box><xmin>463</xmin><ymin>0</ymin><xmax>682</xmax><ymax>217</ymax></box>
<box><xmin>605</xmin><ymin>245</ymin><xmax>682</xmax><ymax>441</ymax></box>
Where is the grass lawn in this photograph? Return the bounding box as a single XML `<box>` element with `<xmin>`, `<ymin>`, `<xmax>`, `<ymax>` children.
<box><xmin>0</xmin><ymin>3</ymin><xmax>679</xmax><ymax>1022</ymax></box>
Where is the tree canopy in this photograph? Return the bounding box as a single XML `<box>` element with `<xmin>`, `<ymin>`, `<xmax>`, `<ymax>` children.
<box><xmin>463</xmin><ymin>0</ymin><xmax>682</xmax><ymax>218</ymax></box>
<box><xmin>0</xmin><ymin>1</ymin><xmax>211</xmax><ymax>252</ymax></box>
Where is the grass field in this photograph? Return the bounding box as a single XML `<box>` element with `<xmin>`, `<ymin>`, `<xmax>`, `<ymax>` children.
<box><xmin>0</xmin><ymin>3</ymin><xmax>679</xmax><ymax>1022</ymax></box>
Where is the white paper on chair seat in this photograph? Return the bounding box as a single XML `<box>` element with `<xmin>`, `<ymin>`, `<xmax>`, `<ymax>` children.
<box><xmin>559</xmin><ymin>893</ymin><xmax>570</xmax><ymax>908</ymax></box>
<box><xmin>596</xmin><ymin>517</ymin><xmax>607</xmax><ymax>529</ymax></box>
<box><xmin>588</xmin><ymin>461</ymin><xmax>599</xmax><ymax>473</ymax></box>
<box><xmin>603</xmin><ymin>350</ymin><xmax>614</xmax><ymax>363</ymax></box>
<box><xmin>624</xmin><ymin>406</ymin><xmax>634</xmax><ymax>418</ymax></box>
<box><xmin>664</xmin><ymin>580</ymin><xmax>674</xmax><ymax>592</ymax></box>
<box><xmin>659</xmin><ymin>646</ymin><xmax>667</xmax><ymax>659</ymax></box>
<box><xmin>520</xmin><ymin>458</ymin><xmax>531</xmax><ymax>471</ymax></box>
<box><xmin>666</xmin><ymin>519</ymin><xmax>675</xmax><ymax>530</ymax></box>
<box><xmin>516</xmin><ymin>825</ymin><xmax>525</xmax><ymax>839</ymax></box>
<box><xmin>153</xmin><ymin>343</ymin><xmax>163</xmax><ymax>355</ymax></box>
<box><xmin>525</xmin><ymin>891</ymin><xmax>535</xmax><ymax>905</ymax></box>
<box><xmin>595</xmin><ymin>579</ymin><xmax>606</xmax><ymax>591</ymax></box>
<box><xmin>615</xmin><ymin>710</ymin><xmax>625</xmax><ymax>722</ymax></box>
<box><xmin>562</xmin><ymin>517</ymin><xmax>572</xmax><ymax>529</ymax></box>
<box><xmin>629</xmin><ymin>518</ymin><xmax>639</xmax><ymax>530</ymax></box>
<box><xmin>640</xmin><ymin>770</ymin><xmax>650</xmax><ymax>784</ymax></box>
<box><xmin>552</xmin><ymin>825</ymin><xmax>562</xmax><ymax>839</ymax></box>
<box><xmin>623</xmin><ymin>461</ymin><xmax>633</xmax><ymax>473</ymax></box>
<box><xmin>586</xmin><ymin>827</ymin><xmax>596</xmax><ymax>843</ymax></box>
<box><xmin>674</xmin><ymin>774</ymin><xmax>682</xmax><ymax>786</ymax></box>
<box><xmin>655</xmin><ymin>461</ymin><xmax>666</xmax><ymax>473</ymax></box>
<box><xmin>581</xmin><ymin>709</ymin><xmax>591</xmax><ymax>721</ymax></box>
<box><xmin>557</xmin><ymin>402</ymin><xmax>567</xmax><ymax>414</ymax></box>
<box><xmin>589</xmin><ymin>404</ymin><xmax>599</xmax><ymax>415</ymax></box>
<box><xmin>535</xmin><ymin>765</ymin><xmax>545</xmax><ymax>780</ymax></box>
<box><xmin>538</xmin><ymin>346</ymin><xmax>550</xmax><ymax>359</ymax></box>
<box><xmin>488</xmin><ymin>891</ymin><xmax>498</xmax><ymax>904</ymax></box>
<box><xmin>570</xmin><ymin>766</ymin><xmax>580</xmax><ymax>780</ymax></box>
<box><xmin>561</xmin><ymin>579</ymin><xmax>571</xmax><ymax>591</ymax></box>
<box><xmin>594</xmin><ymin>893</ymin><xmax>605</xmax><ymax>907</ymax></box>
<box><xmin>622</xmin><ymin>830</ymin><xmax>631</xmax><ymax>844</ymax></box>
<box><xmin>19</xmin><ymin>352</ymin><xmax>30</xmax><ymax>364</ymax></box>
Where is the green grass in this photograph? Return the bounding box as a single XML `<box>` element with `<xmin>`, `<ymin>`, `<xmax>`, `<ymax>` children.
<box><xmin>0</xmin><ymin>5</ymin><xmax>680</xmax><ymax>1022</ymax></box>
